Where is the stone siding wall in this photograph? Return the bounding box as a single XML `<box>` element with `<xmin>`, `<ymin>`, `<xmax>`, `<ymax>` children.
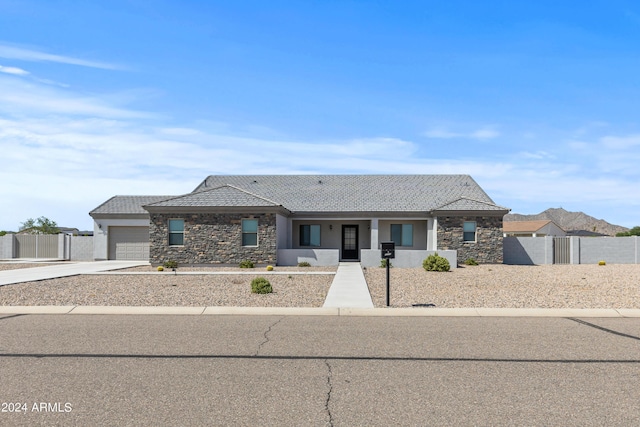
<box><xmin>437</xmin><ymin>216</ymin><xmax>504</xmax><ymax>264</ymax></box>
<box><xmin>149</xmin><ymin>213</ymin><xmax>277</xmax><ymax>265</ymax></box>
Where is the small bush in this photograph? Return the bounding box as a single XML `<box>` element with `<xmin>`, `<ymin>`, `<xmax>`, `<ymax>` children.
<box><xmin>251</xmin><ymin>277</ymin><xmax>273</xmax><ymax>294</ymax></box>
<box><xmin>163</xmin><ymin>260</ymin><xmax>178</xmax><ymax>269</ymax></box>
<box><xmin>266</xmin><ymin>265</ymin><xmax>274</xmax><ymax>271</ymax></box>
<box><xmin>157</xmin><ymin>266</ymin><xmax>164</xmax><ymax>271</ymax></box>
<box><xmin>423</xmin><ymin>253</ymin><xmax>451</xmax><ymax>272</ymax></box>
<box><xmin>297</xmin><ymin>261</ymin><xmax>311</xmax><ymax>267</ymax></box>
<box><xmin>239</xmin><ymin>260</ymin><xmax>255</xmax><ymax>268</ymax></box>
<box><xmin>598</xmin><ymin>260</ymin><xmax>606</xmax><ymax>266</ymax></box>
<box><xmin>464</xmin><ymin>258</ymin><xmax>479</xmax><ymax>266</ymax></box>
<box><xmin>380</xmin><ymin>259</ymin><xmax>393</xmax><ymax>268</ymax></box>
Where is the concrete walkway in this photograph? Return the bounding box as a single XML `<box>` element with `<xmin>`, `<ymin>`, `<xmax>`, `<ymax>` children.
<box><xmin>0</xmin><ymin>261</ymin><xmax>149</xmax><ymax>286</ymax></box>
<box><xmin>323</xmin><ymin>262</ymin><xmax>374</xmax><ymax>308</ymax></box>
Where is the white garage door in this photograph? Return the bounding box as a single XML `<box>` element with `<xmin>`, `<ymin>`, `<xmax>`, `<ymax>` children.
<box><xmin>108</xmin><ymin>227</ymin><xmax>150</xmax><ymax>260</ymax></box>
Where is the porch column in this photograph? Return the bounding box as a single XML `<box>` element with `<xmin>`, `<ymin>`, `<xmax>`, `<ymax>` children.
<box><xmin>370</xmin><ymin>218</ymin><xmax>379</xmax><ymax>249</ymax></box>
<box><xmin>428</xmin><ymin>217</ymin><xmax>437</xmax><ymax>250</ymax></box>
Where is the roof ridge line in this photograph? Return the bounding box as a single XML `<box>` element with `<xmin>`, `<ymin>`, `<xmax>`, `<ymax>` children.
<box><xmin>222</xmin><ymin>184</ymin><xmax>284</xmax><ymax>206</ymax></box>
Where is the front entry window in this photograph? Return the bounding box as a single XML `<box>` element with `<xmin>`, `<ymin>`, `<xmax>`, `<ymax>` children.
<box><xmin>390</xmin><ymin>224</ymin><xmax>413</xmax><ymax>247</ymax></box>
<box><xmin>300</xmin><ymin>224</ymin><xmax>321</xmax><ymax>247</ymax></box>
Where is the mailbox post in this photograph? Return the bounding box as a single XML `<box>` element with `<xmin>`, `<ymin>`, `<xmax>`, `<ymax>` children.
<box><xmin>381</xmin><ymin>241</ymin><xmax>395</xmax><ymax>307</ymax></box>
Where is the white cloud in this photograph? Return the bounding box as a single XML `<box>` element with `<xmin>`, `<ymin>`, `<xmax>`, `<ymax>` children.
<box><xmin>422</xmin><ymin>128</ymin><xmax>460</xmax><ymax>139</ymax></box>
<box><xmin>0</xmin><ymin>76</ymin><xmax>153</xmax><ymax>119</ymax></box>
<box><xmin>519</xmin><ymin>151</ymin><xmax>556</xmax><ymax>160</ymax></box>
<box><xmin>470</xmin><ymin>128</ymin><xmax>501</xmax><ymax>140</ymax></box>
<box><xmin>0</xmin><ymin>43</ymin><xmax>121</xmax><ymax>70</ymax></box>
<box><xmin>600</xmin><ymin>134</ymin><xmax>640</xmax><ymax>149</ymax></box>
<box><xmin>1</xmin><ymin>69</ymin><xmax>638</xmax><ymax>230</ymax></box>
<box><xmin>0</xmin><ymin>64</ymin><xmax>29</xmax><ymax>75</ymax></box>
<box><xmin>423</xmin><ymin>125</ymin><xmax>500</xmax><ymax>140</ymax></box>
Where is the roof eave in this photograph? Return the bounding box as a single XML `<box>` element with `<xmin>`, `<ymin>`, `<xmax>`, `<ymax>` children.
<box><xmin>430</xmin><ymin>209</ymin><xmax>511</xmax><ymax>217</ymax></box>
<box><xmin>89</xmin><ymin>213</ymin><xmax>150</xmax><ymax>220</ymax></box>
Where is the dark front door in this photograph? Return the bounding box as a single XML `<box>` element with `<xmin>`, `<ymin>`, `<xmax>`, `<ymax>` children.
<box><xmin>342</xmin><ymin>225</ymin><xmax>359</xmax><ymax>260</ymax></box>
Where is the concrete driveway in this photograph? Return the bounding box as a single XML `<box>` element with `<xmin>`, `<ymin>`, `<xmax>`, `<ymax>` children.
<box><xmin>0</xmin><ymin>261</ymin><xmax>149</xmax><ymax>286</ymax></box>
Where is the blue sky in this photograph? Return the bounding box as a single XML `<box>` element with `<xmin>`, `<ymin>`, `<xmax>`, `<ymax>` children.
<box><xmin>1</xmin><ymin>0</ymin><xmax>639</xmax><ymax>231</ymax></box>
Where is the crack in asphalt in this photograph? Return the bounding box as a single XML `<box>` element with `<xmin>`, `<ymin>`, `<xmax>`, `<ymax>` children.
<box><xmin>0</xmin><ymin>354</ymin><xmax>638</xmax><ymax>363</ymax></box>
<box><xmin>0</xmin><ymin>314</ymin><xmax>26</xmax><ymax>321</ymax></box>
<box><xmin>567</xmin><ymin>318</ymin><xmax>640</xmax><ymax>342</ymax></box>
<box><xmin>324</xmin><ymin>359</ymin><xmax>334</xmax><ymax>427</ymax></box>
<box><xmin>255</xmin><ymin>316</ymin><xmax>284</xmax><ymax>356</ymax></box>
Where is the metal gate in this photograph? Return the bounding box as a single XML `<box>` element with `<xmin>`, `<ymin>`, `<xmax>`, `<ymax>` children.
<box><xmin>553</xmin><ymin>237</ymin><xmax>570</xmax><ymax>264</ymax></box>
<box><xmin>14</xmin><ymin>234</ymin><xmax>60</xmax><ymax>258</ymax></box>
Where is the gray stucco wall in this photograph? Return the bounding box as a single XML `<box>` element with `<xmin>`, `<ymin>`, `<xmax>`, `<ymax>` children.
<box><xmin>577</xmin><ymin>236</ymin><xmax>638</xmax><ymax>264</ymax></box>
<box><xmin>291</xmin><ymin>220</ymin><xmax>371</xmax><ymax>251</ymax></box>
<box><xmin>70</xmin><ymin>236</ymin><xmax>94</xmax><ymax>261</ymax></box>
<box><xmin>503</xmin><ymin>236</ymin><xmax>553</xmax><ymax>265</ymax></box>
<box><xmin>504</xmin><ymin>236</ymin><xmax>639</xmax><ymax>265</ymax></box>
<box><xmin>149</xmin><ymin>213</ymin><xmax>277</xmax><ymax>265</ymax></box>
<box><xmin>437</xmin><ymin>216</ymin><xmax>504</xmax><ymax>264</ymax></box>
<box><xmin>377</xmin><ymin>220</ymin><xmax>429</xmax><ymax>250</ymax></box>
<box><xmin>277</xmin><ymin>249</ymin><xmax>339</xmax><ymax>266</ymax></box>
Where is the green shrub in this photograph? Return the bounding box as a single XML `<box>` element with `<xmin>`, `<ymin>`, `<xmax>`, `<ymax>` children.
<box><xmin>464</xmin><ymin>258</ymin><xmax>479</xmax><ymax>266</ymax></box>
<box><xmin>239</xmin><ymin>260</ymin><xmax>255</xmax><ymax>268</ymax></box>
<box><xmin>423</xmin><ymin>253</ymin><xmax>450</xmax><ymax>272</ymax></box>
<box><xmin>163</xmin><ymin>260</ymin><xmax>178</xmax><ymax>269</ymax></box>
<box><xmin>380</xmin><ymin>259</ymin><xmax>393</xmax><ymax>268</ymax></box>
<box><xmin>251</xmin><ymin>277</ymin><xmax>273</xmax><ymax>294</ymax></box>
<box><xmin>297</xmin><ymin>261</ymin><xmax>311</xmax><ymax>267</ymax></box>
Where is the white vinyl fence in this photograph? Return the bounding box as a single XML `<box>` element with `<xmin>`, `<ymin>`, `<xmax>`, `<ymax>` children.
<box><xmin>504</xmin><ymin>236</ymin><xmax>640</xmax><ymax>265</ymax></box>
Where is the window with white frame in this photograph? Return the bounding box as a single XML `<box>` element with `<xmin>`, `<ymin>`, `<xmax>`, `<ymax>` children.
<box><xmin>463</xmin><ymin>221</ymin><xmax>477</xmax><ymax>242</ymax></box>
<box><xmin>390</xmin><ymin>224</ymin><xmax>413</xmax><ymax>246</ymax></box>
<box><xmin>300</xmin><ymin>224</ymin><xmax>321</xmax><ymax>247</ymax></box>
<box><xmin>168</xmin><ymin>219</ymin><xmax>184</xmax><ymax>246</ymax></box>
<box><xmin>242</xmin><ymin>219</ymin><xmax>258</xmax><ymax>246</ymax></box>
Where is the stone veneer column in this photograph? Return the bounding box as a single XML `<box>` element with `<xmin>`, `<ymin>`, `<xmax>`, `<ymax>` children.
<box><xmin>436</xmin><ymin>216</ymin><xmax>504</xmax><ymax>264</ymax></box>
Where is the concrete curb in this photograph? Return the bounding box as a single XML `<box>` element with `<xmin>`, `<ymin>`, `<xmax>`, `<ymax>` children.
<box><xmin>85</xmin><ymin>271</ymin><xmax>337</xmax><ymax>276</ymax></box>
<box><xmin>2</xmin><ymin>306</ymin><xmax>640</xmax><ymax>317</ymax></box>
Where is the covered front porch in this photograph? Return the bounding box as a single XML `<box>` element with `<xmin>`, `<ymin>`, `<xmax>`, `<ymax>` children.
<box><xmin>276</xmin><ymin>216</ymin><xmax>454</xmax><ymax>267</ymax></box>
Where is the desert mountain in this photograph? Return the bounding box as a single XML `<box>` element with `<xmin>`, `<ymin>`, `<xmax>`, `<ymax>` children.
<box><xmin>504</xmin><ymin>208</ymin><xmax>629</xmax><ymax>237</ymax></box>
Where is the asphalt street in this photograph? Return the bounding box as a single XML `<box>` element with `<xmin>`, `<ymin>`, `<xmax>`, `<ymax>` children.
<box><xmin>1</xmin><ymin>314</ymin><xmax>639</xmax><ymax>426</ymax></box>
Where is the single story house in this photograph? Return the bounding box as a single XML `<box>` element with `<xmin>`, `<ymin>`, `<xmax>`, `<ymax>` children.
<box><xmin>503</xmin><ymin>220</ymin><xmax>566</xmax><ymax>237</ymax></box>
<box><xmin>90</xmin><ymin>175</ymin><xmax>509</xmax><ymax>266</ymax></box>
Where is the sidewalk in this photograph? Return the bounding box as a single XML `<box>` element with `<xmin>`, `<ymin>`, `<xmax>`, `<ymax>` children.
<box><xmin>323</xmin><ymin>262</ymin><xmax>374</xmax><ymax>308</ymax></box>
<box><xmin>1</xmin><ymin>306</ymin><xmax>639</xmax><ymax>317</ymax></box>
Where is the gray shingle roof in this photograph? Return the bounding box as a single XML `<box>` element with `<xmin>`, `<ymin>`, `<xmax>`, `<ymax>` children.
<box><xmin>90</xmin><ymin>195</ymin><xmax>175</xmax><ymax>215</ymax></box>
<box><xmin>188</xmin><ymin>175</ymin><xmax>508</xmax><ymax>213</ymax></box>
<box><xmin>146</xmin><ymin>185</ymin><xmax>283</xmax><ymax>208</ymax></box>
<box><xmin>91</xmin><ymin>175</ymin><xmax>509</xmax><ymax>216</ymax></box>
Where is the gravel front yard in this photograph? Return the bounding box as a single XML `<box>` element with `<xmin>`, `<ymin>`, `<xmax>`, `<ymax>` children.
<box><xmin>365</xmin><ymin>264</ymin><xmax>640</xmax><ymax>308</ymax></box>
<box><xmin>1</xmin><ymin>264</ymin><xmax>639</xmax><ymax>309</ymax></box>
